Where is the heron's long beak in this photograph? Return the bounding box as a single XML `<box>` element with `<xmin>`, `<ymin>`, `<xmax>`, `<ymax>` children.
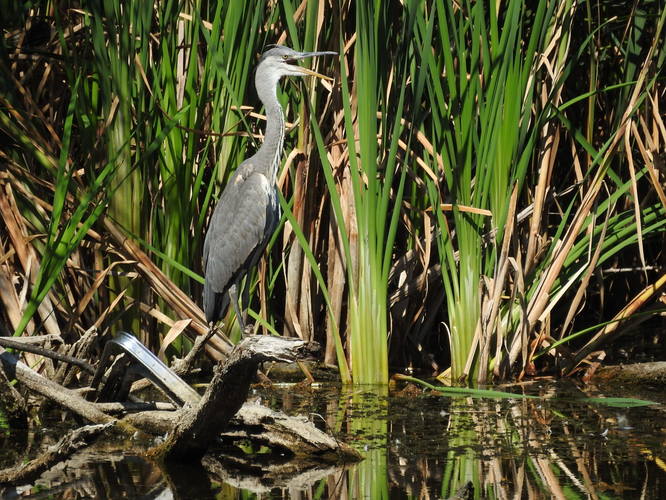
<box><xmin>292</xmin><ymin>51</ymin><xmax>337</xmax><ymax>80</ymax></box>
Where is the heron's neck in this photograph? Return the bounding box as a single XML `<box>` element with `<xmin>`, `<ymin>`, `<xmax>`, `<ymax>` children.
<box><xmin>255</xmin><ymin>86</ymin><xmax>285</xmax><ymax>183</ymax></box>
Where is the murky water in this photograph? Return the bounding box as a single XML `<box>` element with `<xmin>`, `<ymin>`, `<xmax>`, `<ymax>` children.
<box><xmin>1</xmin><ymin>380</ymin><xmax>665</xmax><ymax>499</ymax></box>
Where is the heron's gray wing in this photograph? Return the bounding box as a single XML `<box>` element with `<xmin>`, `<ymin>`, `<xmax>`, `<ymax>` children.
<box><xmin>203</xmin><ymin>165</ymin><xmax>273</xmax><ymax>322</ymax></box>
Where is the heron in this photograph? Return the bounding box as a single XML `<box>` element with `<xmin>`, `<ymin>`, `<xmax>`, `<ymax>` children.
<box><xmin>203</xmin><ymin>45</ymin><xmax>336</xmax><ymax>332</ymax></box>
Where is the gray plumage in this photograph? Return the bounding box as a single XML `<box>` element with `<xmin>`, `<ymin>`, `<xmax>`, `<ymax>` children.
<box><xmin>203</xmin><ymin>45</ymin><xmax>335</xmax><ymax>327</ymax></box>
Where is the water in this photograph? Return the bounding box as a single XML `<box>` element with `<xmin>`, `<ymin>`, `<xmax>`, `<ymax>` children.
<box><xmin>1</xmin><ymin>381</ymin><xmax>665</xmax><ymax>499</ymax></box>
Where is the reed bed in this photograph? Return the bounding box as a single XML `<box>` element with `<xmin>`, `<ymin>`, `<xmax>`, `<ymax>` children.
<box><xmin>1</xmin><ymin>0</ymin><xmax>664</xmax><ymax>384</ymax></box>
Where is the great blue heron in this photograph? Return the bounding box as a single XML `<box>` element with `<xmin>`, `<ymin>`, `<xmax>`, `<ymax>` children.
<box><xmin>203</xmin><ymin>45</ymin><xmax>336</xmax><ymax>331</ymax></box>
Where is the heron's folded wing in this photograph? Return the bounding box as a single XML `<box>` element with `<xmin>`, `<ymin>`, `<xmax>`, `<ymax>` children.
<box><xmin>203</xmin><ymin>170</ymin><xmax>272</xmax><ymax>295</ymax></box>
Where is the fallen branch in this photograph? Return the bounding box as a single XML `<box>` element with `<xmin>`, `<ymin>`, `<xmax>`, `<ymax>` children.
<box><xmin>170</xmin><ymin>325</ymin><xmax>218</xmax><ymax>376</ymax></box>
<box><xmin>0</xmin><ymin>346</ymin><xmax>118</xmax><ymax>427</ymax></box>
<box><xmin>0</xmin><ymin>334</ymin><xmax>63</xmax><ymax>346</ymax></box>
<box><xmin>151</xmin><ymin>336</ymin><xmax>319</xmax><ymax>462</ymax></box>
<box><xmin>2</xmin><ymin>334</ymin><xmax>359</xmax><ymax>480</ymax></box>
<box><xmin>94</xmin><ymin>401</ymin><xmax>176</xmax><ymax>414</ymax></box>
<box><xmin>0</xmin><ymin>336</ymin><xmax>95</xmax><ymax>375</ymax></box>
<box><xmin>0</xmin><ymin>423</ymin><xmax>114</xmax><ymax>485</ymax></box>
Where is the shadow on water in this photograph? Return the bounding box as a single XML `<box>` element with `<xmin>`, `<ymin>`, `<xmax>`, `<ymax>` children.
<box><xmin>1</xmin><ymin>380</ymin><xmax>665</xmax><ymax>498</ymax></box>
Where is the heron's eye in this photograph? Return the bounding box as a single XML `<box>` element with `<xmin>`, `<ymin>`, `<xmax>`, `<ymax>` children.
<box><xmin>282</xmin><ymin>55</ymin><xmax>289</xmax><ymax>60</ymax></box>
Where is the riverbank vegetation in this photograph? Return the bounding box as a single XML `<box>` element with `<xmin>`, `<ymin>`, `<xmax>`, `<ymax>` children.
<box><xmin>1</xmin><ymin>0</ymin><xmax>665</xmax><ymax>385</ymax></box>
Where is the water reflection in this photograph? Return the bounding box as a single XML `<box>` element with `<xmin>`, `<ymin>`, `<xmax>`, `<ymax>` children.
<box><xmin>1</xmin><ymin>382</ymin><xmax>664</xmax><ymax>498</ymax></box>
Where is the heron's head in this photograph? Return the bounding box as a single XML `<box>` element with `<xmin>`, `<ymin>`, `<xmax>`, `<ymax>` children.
<box><xmin>256</xmin><ymin>45</ymin><xmax>336</xmax><ymax>83</ymax></box>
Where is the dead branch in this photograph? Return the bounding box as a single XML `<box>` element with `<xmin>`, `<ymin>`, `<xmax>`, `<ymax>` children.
<box><xmin>54</xmin><ymin>327</ymin><xmax>97</xmax><ymax>386</ymax></box>
<box><xmin>0</xmin><ymin>334</ymin><xmax>63</xmax><ymax>345</ymax></box>
<box><xmin>0</xmin><ymin>336</ymin><xmax>95</xmax><ymax>374</ymax></box>
<box><xmin>121</xmin><ymin>409</ymin><xmax>184</xmax><ymax>435</ymax></box>
<box><xmin>151</xmin><ymin>336</ymin><xmax>319</xmax><ymax>462</ymax></box>
<box><xmin>120</xmin><ymin>402</ymin><xmax>361</xmax><ymax>464</ymax></box>
<box><xmin>0</xmin><ymin>422</ymin><xmax>113</xmax><ymax>485</ymax></box>
<box><xmin>94</xmin><ymin>401</ymin><xmax>176</xmax><ymax>414</ymax></box>
<box><xmin>170</xmin><ymin>325</ymin><xmax>218</xmax><ymax>376</ymax></box>
<box><xmin>1</xmin><ymin>335</ymin><xmax>358</xmax><ymax>478</ymax></box>
<box><xmin>0</xmin><ymin>346</ymin><xmax>117</xmax><ymax>426</ymax></box>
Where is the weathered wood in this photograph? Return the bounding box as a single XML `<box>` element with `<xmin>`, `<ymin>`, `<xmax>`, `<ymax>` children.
<box><xmin>151</xmin><ymin>336</ymin><xmax>319</xmax><ymax>461</ymax></box>
<box><xmin>0</xmin><ymin>347</ymin><xmax>116</xmax><ymax>426</ymax></box>
<box><xmin>0</xmin><ymin>336</ymin><xmax>95</xmax><ymax>375</ymax></box>
<box><xmin>121</xmin><ymin>403</ymin><xmax>361</xmax><ymax>465</ymax></box>
<box><xmin>55</xmin><ymin>327</ymin><xmax>97</xmax><ymax>386</ymax></box>
<box><xmin>592</xmin><ymin>361</ymin><xmax>666</xmax><ymax>385</ymax></box>
<box><xmin>122</xmin><ymin>409</ymin><xmax>184</xmax><ymax>435</ymax></box>
<box><xmin>0</xmin><ymin>422</ymin><xmax>113</xmax><ymax>485</ymax></box>
<box><xmin>0</xmin><ymin>334</ymin><xmax>63</xmax><ymax>345</ymax></box>
<box><xmin>170</xmin><ymin>326</ymin><xmax>218</xmax><ymax>376</ymax></box>
<box><xmin>2</xmin><ymin>334</ymin><xmax>357</xmax><ymax>479</ymax></box>
<box><xmin>94</xmin><ymin>401</ymin><xmax>176</xmax><ymax>414</ymax></box>
<box><xmin>221</xmin><ymin>402</ymin><xmax>361</xmax><ymax>462</ymax></box>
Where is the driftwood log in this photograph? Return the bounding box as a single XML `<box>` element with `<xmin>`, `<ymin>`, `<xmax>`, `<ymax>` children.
<box><xmin>1</xmin><ymin>334</ymin><xmax>360</xmax><ymax>486</ymax></box>
<box><xmin>152</xmin><ymin>335</ymin><xmax>321</xmax><ymax>461</ymax></box>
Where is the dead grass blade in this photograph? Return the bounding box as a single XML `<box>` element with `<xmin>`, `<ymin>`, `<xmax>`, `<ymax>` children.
<box><xmin>559</xmin><ymin>202</ymin><xmax>612</xmax><ymax>338</ymax></box>
<box><xmin>158</xmin><ymin>319</ymin><xmax>192</xmax><ymax>360</ymax></box>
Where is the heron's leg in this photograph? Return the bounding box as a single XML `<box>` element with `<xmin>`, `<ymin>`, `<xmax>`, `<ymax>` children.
<box><xmin>228</xmin><ymin>284</ymin><xmax>246</xmax><ymax>334</ymax></box>
<box><xmin>240</xmin><ymin>277</ymin><xmax>251</xmax><ymax>328</ymax></box>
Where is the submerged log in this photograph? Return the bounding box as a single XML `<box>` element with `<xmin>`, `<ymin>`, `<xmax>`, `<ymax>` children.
<box><xmin>151</xmin><ymin>335</ymin><xmax>320</xmax><ymax>462</ymax></box>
